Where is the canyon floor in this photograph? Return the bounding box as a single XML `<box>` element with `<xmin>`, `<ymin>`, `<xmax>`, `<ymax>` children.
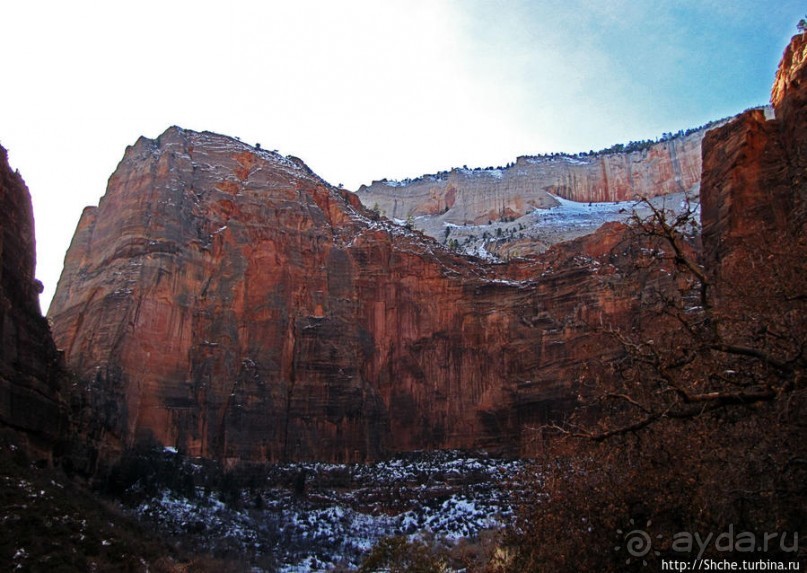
<box><xmin>1</xmin><ymin>442</ymin><xmax>528</xmax><ymax>572</ymax></box>
<box><xmin>135</xmin><ymin>449</ymin><xmax>526</xmax><ymax>571</ymax></box>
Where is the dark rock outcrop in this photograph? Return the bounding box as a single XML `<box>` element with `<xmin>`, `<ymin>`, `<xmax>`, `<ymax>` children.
<box><xmin>700</xmin><ymin>32</ymin><xmax>807</xmax><ymax>359</ymax></box>
<box><xmin>0</xmin><ymin>145</ymin><xmax>67</xmax><ymax>461</ymax></box>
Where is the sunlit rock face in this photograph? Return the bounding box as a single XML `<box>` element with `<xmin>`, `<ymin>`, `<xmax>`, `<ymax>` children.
<box><xmin>49</xmin><ymin>127</ymin><xmax>643</xmax><ymax>463</ymax></box>
<box><xmin>355</xmin><ymin>128</ymin><xmax>709</xmax><ymax>228</ymax></box>
<box><xmin>0</xmin><ymin>145</ymin><xmax>67</xmax><ymax>460</ymax></box>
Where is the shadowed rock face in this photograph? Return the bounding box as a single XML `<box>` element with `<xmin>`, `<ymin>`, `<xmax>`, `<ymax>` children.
<box><xmin>701</xmin><ymin>32</ymin><xmax>807</xmax><ymax>345</ymax></box>
<box><xmin>0</xmin><ymin>145</ymin><xmax>67</xmax><ymax>460</ymax></box>
<box><xmin>48</xmin><ymin>128</ymin><xmax>643</xmax><ymax>463</ymax></box>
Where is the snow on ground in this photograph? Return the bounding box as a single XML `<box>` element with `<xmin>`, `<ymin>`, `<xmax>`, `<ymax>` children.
<box><xmin>427</xmin><ymin>192</ymin><xmax>697</xmax><ymax>260</ymax></box>
<box><xmin>462</xmin><ymin>241</ymin><xmax>498</xmax><ymax>262</ymax></box>
<box><xmin>130</xmin><ymin>450</ymin><xmax>526</xmax><ymax>572</ymax></box>
<box><xmin>531</xmin><ymin>192</ymin><xmax>697</xmax><ymax>237</ymax></box>
<box><xmin>532</xmin><ymin>194</ymin><xmax>638</xmax><ymax>230</ymax></box>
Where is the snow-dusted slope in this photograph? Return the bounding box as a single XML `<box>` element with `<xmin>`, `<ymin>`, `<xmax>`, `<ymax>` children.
<box><xmin>128</xmin><ymin>450</ymin><xmax>527</xmax><ymax>571</ymax></box>
<box><xmin>419</xmin><ymin>191</ymin><xmax>697</xmax><ymax>261</ymax></box>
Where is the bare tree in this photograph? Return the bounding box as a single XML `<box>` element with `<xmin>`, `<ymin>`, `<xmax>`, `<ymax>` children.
<box><xmin>559</xmin><ymin>196</ymin><xmax>805</xmax><ymax>442</ymax></box>
<box><xmin>504</xmin><ymin>196</ymin><xmax>806</xmax><ymax>571</ymax></box>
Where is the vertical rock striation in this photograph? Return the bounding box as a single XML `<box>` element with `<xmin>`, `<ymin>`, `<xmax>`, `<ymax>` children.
<box><xmin>700</xmin><ymin>32</ymin><xmax>807</xmax><ymax>353</ymax></box>
<box><xmin>356</xmin><ymin>127</ymin><xmax>712</xmax><ymax>228</ymax></box>
<box><xmin>49</xmin><ymin>128</ymin><xmax>640</xmax><ymax>463</ymax></box>
<box><xmin>0</xmin><ymin>145</ymin><xmax>67</xmax><ymax>460</ymax></box>
<box><xmin>47</xmin><ymin>31</ymin><xmax>807</xmax><ymax>466</ymax></box>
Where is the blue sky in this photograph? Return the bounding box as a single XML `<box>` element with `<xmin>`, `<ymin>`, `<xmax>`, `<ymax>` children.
<box><xmin>0</xmin><ymin>0</ymin><xmax>803</xmax><ymax>310</ymax></box>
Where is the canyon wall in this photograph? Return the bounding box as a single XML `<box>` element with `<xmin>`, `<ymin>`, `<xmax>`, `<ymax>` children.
<box><xmin>47</xmin><ymin>32</ymin><xmax>806</xmax><ymax>466</ymax></box>
<box><xmin>48</xmin><ymin>128</ymin><xmax>641</xmax><ymax>463</ymax></box>
<box><xmin>0</xmin><ymin>145</ymin><xmax>67</xmax><ymax>461</ymax></box>
<box><xmin>701</xmin><ymin>32</ymin><xmax>807</xmax><ymax>348</ymax></box>
<box><xmin>356</xmin><ymin>128</ymin><xmax>711</xmax><ymax>227</ymax></box>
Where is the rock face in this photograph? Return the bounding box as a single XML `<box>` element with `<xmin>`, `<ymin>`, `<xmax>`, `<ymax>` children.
<box><xmin>49</xmin><ymin>129</ymin><xmax>640</xmax><ymax>463</ymax></box>
<box><xmin>356</xmin><ymin>128</ymin><xmax>711</xmax><ymax>228</ymax></box>
<box><xmin>0</xmin><ymin>145</ymin><xmax>67</xmax><ymax>460</ymax></box>
<box><xmin>701</xmin><ymin>32</ymin><xmax>807</xmax><ymax>338</ymax></box>
<box><xmin>48</xmin><ymin>32</ymin><xmax>807</xmax><ymax>465</ymax></box>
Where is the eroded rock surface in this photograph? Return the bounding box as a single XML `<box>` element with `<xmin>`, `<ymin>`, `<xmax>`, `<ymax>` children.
<box><xmin>701</xmin><ymin>32</ymin><xmax>807</xmax><ymax>352</ymax></box>
<box><xmin>49</xmin><ymin>129</ymin><xmax>640</xmax><ymax>463</ymax></box>
<box><xmin>356</xmin><ymin>128</ymin><xmax>710</xmax><ymax>228</ymax></box>
<box><xmin>0</xmin><ymin>145</ymin><xmax>67</xmax><ymax>460</ymax></box>
<box><xmin>48</xmin><ymin>31</ymin><xmax>807</xmax><ymax>466</ymax></box>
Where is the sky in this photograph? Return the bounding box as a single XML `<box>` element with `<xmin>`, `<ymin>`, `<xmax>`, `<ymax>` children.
<box><xmin>0</xmin><ymin>0</ymin><xmax>803</xmax><ymax>312</ymax></box>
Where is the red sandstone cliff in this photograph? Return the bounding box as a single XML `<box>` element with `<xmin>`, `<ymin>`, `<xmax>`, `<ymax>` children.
<box><xmin>700</xmin><ymin>32</ymin><xmax>807</xmax><ymax>360</ymax></box>
<box><xmin>47</xmin><ymin>31</ymin><xmax>807</xmax><ymax>465</ymax></box>
<box><xmin>48</xmin><ymin>129</ymin><xmax>642</xmax><ymax>463</ymax></box>
<box><xmin>0</xmin><ymin>145</ymin><xmax>67</xmax><ymax>460</ymax></box>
